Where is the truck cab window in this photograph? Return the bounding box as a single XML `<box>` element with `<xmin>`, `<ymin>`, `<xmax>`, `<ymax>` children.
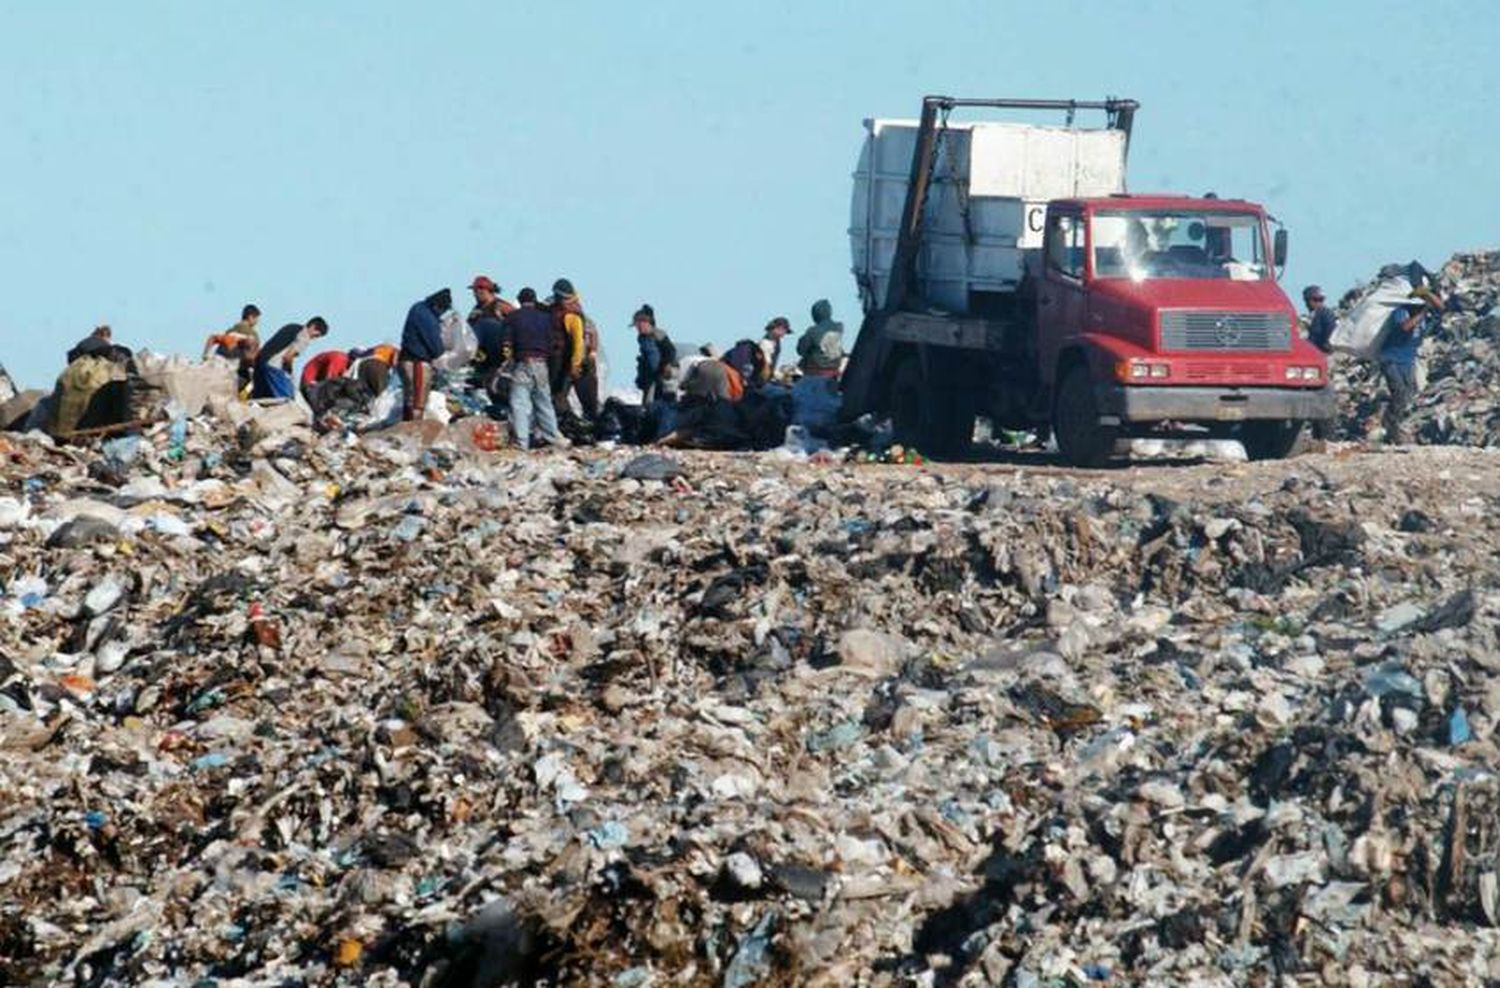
<box><xmin>1046</xmin><ymin>214</ymin><xmax>1084</xmax><ymax>280</ymax></box>
<box><xmin>1092</xmin><ymin>210</ymin><xmax>1268</xmax><ymax>281</ymax></box>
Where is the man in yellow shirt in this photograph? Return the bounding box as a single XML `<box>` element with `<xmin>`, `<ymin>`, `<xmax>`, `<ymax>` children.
<box><xmin>549</xmin><ymin>278</ymin><xmax>600</xmax><ymax>421</ymax></box>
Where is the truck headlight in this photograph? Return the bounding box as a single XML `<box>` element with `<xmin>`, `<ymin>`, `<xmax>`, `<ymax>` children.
<box><xmin>1115</xmin><ymin>361</ymin><xmax>1170</xmax><ymax>382</ymax></box>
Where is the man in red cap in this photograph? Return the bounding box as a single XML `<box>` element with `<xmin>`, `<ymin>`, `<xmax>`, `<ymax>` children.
<box><xmin>468</xmin><ymin>276</ymin><xmax>515</xmax><ymax>373</ymax></box>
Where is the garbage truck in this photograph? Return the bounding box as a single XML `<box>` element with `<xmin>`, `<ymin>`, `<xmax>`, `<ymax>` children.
<box><xmin>839</xmin><ymin>96</ymin><xmax>1334</xmax><ymax>464</ymax></box>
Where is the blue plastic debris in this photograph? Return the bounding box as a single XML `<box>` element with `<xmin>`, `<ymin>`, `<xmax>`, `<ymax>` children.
<box><xmin>84</xmin><ymin>810</ymin><xmax>108</xmax><ymax>830</ymax></box>
<box><xmin>168</xmin><ymin>417</ymin><xmax>188</xmax><ymax>461</ymax></box>
<box><xmin>1449</xmin><ymin>708</ymin><xmax>1473</xmax><ymax>746</ymax></box>
<box><xmin>612</xmin><ymin>966</ymin><xmax>653</xmax><ymax>988</ymax></box>
<box><xmin>191</xmin><ymin>752</ymin><xmax>231</xmax><ymax>772</ymax></box>
<box><xmin>806</xmin><ymin>719</ymin><xmax>864</xmax><ymax>754</ymax></box>
<box><xmin>186</xmin><ymin>688</ymin><xmax>226</xmax><ymax>714</ymax></box>
<box><xmin>1362</xmin><ymin>662</ymin><xmax>1423</xmax><ymax>700</ymax></box>
<box><xmin>588</xmin><ymin>820</ymin><xmax>629</xmax><ymax>850</ymax></box>
<box><xmin>722</xmin><ymin>912</ymin><xmax>776</xmax><ymax>988</ymax></box>
<box><xmin>393</xmin><ymin>515</ymin><xmax>426</xmax><ymax>542</ymax></box>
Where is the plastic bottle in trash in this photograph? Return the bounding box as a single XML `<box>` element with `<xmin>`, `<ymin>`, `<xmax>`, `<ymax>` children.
<box><xmin>168</xmin><ymin>417</ymin><xmax>188</xmax><ymax>461</ymax></box>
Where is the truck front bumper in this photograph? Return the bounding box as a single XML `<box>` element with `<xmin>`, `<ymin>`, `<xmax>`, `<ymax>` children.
<box><xmin>1096</xmin><ymin>384</ymin><xmax>1335</xmax><ymax>424</ymax></box>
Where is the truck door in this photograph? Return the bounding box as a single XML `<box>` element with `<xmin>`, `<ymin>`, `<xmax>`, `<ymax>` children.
<box><xmin>1037</xmin><ymin>210</ymin><xmax>1087</xmax><ymax>387</ymax></box>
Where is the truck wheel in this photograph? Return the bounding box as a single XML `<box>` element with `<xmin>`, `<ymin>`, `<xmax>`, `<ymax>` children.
<box><xmin>891</xmin><ymin>358</ymin><xmax>925</xmax><ymax>449</ymax></box>
<box><xmin>1053</xmin><ymin>366</ymin><xmax>1117</xmax><ymax>468</ymax></box>
<box><xmin>928</xmin><ymin>391</ymin><xmax>975</xmax><ymax>460</ymax></box>
<box><xmin>890</xmin><ymin>357</ymin><xmax>973</xmax><ymax>460</ymax></box>
<box><xmin>1240</xmin><ymin>420</ymin><xmax>1304</xmax><ymax>461</ymax></box>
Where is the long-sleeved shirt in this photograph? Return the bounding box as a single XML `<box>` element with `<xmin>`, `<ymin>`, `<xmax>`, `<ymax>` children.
<box><xmin>400</xmin><ymin>302</ymin><xmax>444</xmax><ymax>363</ymax></box>
<box><xmin>1307</xmin><ymin>306</ymin><xmax>1336</xmax><ymax>354</ymax></box>
<box><xmin>256</xmin><ymin>323</ymin><xmax>312</xmax><ymax>370</ymax></box>
<box><xmin>503</xmin><ymin>306</ymin><xmax>554</xmax><ymax>361</ymax></box>
<box><xmin>636</xmin><ymin>330</ymin><xmax>674</xmax><ymax>396</ymax></box>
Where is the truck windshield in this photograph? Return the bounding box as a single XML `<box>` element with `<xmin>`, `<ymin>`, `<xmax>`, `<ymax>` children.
<box><xmin>1091</xmin><ymin>211</ymin><xmax>1268</xmax><ymax>282</ymax></box>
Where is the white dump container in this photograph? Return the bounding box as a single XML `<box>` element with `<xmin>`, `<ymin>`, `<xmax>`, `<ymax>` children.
<box><xmin>850</xmin><ymin>120</ymin><xmax>1127</xmax><ymax>314</ymax></box>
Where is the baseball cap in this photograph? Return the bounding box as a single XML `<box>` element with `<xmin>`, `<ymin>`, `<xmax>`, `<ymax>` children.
<box><xmin>469</xmin><ymin>275</ymin><xmax>498</xmax><ymax>292</ymax></box>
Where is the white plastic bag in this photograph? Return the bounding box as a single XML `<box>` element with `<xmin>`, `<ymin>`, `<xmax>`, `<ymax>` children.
<box><xmin>432</xmin><ymin>311</ymin><xmax>478</xmax><ymax>372</ymax></box>
<box><xmin>1329</xmin><ymin>277</ymin><xmax>1411</xmax><ymax>359</ymax></box>
<box><xmin>360</xmin><ymin>384</ymin><xmax>403</xmax><ymax>432</ymax></box>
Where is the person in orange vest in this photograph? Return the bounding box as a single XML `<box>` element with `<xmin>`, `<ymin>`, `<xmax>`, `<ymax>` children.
<box><xmin>681</xmin><ymin>353</ymin><xmax>746</xmax><ymax>403</ymax></box>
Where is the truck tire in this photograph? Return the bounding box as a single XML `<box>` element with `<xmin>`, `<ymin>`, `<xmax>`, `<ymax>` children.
<box><xmin>890</xmin><ymin>357</ymin><xmax>974</xmax><ymax>460</ymax></box>
<box><xmin>1240</xmin><ymin>420</ymin><xmax>1304</xmax><ymax>461</ymax></box>
<box><xmin>891</xmin><ymin>358</ymin><xmax>925</xmax><ymax>450</ymax></box>
<box><xmin>1053</xmin><ymin>366</ymin><xmax>1117</xmax><ymax>468</ymax></box>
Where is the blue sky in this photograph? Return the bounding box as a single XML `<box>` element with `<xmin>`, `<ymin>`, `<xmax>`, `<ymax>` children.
<box><xmin>2</xmin><ymin>0</ymin><xmax>1495</xmax><ymax>389</ymax></box>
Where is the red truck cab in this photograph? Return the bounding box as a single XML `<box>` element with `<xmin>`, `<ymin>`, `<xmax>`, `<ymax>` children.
<box><xmin>1037</xmin><ymin>195</ymin><xmax>1332</xmax><ymax>463</ymax></box>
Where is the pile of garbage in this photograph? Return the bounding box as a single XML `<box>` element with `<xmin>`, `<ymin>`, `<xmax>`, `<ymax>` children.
<box><xmin>1331</xmin><ymin>250</ymin><xmax>1500</xmax><ymax>445</ymax></box>
<box><xmin>4</xmin><ymin>403</ymin><xmax>1500</xmax><ymax>984</ymax></box>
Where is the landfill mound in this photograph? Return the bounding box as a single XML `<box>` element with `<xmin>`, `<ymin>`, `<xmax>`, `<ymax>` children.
<box><xmin>1332</xmin><ymin>250</ymin><xmax>1500</xmax><ymax>445</ymax></box>
<box><xmin>5</xmin><ymin>414</ymin><xmax>1500</xmax><ymax>986</ymax></box>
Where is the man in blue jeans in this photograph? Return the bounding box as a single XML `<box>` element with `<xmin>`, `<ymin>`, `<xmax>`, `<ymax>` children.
<box><xmin>502</xmin><ymin>288</ymin><xmax>570</xmax><ymax>450</ymax></box>
<box><xmin>1378</xmin><ymin>286</ymin><xmax>1442</xmax><ymax>444</ymax></box>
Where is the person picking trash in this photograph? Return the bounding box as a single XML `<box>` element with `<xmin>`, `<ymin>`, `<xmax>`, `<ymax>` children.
<box><xmin>1378</xmin><ymin>284</ymin><xmax>1443</xmax><ymax>444</ymax></box>
<box><xmin>252</xmin><ymin>317</ymin><xmax>328</xmax><ymax>400</ymax></box>
<box><xmin>399</xmin><ymin>289</ymin><xmax>452</xmax><ymax>421</ymax></box>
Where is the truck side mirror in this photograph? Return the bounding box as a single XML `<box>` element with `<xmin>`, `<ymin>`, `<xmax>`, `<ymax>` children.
<box><xmin>1273</xmin><ymin>229</ymin><xmax>1288</xmax><ymax>268</ymax></box>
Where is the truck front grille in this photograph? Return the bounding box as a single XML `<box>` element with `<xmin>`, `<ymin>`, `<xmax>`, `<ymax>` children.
<box><xmin>1181</xmin><ymin>362</ymin><xmax>1276</xmax><ymax>383</ymax></box>
<box><xmin>1160</xmin><ymin>311</ymin><xmax>1291</xmax><ymax>352</ymax></box>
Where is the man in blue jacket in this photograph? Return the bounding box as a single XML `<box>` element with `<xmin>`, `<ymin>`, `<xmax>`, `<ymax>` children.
<box><xmin>502</xmin><ymin>288</ymin><xmax>569</xmax><ymax>450</ymax></box>
<box><xmin>399</xmin><ymin>289</ymin><xmax>451</xmax><ymax>421</ymax></box>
